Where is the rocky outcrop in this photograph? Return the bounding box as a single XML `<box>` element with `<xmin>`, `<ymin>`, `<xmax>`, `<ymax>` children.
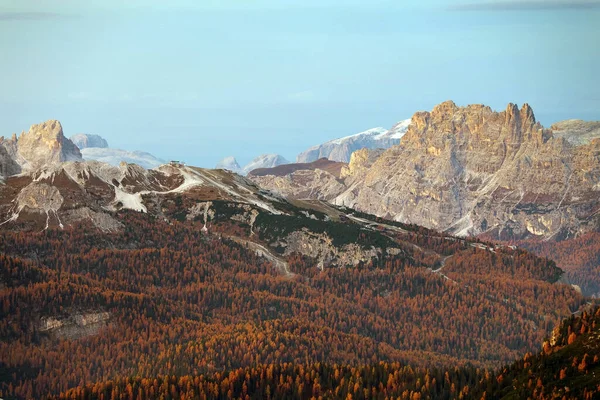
<box><xmin>39</xmin><ymin>311</ymin><xmax>110</xmax><ymax>339</ymax></box>
<box><xmin>0</xmin><ymin>144</ymin><xmax>21</xmax><ymax>178</ymax></box>
<box><xmin>70</xmin><ymin>133</ymin><xmax>109</xmax><ymax>149</ymax></box>
<box><xmin>340</xmin><ymin>148</ymin><xmax>384</xmax><ymax>178</ymax></box>
<box><xmin>273</xmin><ymin>229</ymin><xmax>383</xmax><ymax>268</ymax></box>
<box><xmin>296</xmin><ymin>119</ymin><xmax>411</xmax><ymax>163</ymax></box>
<box><xmin>252</xmin><ymin>101</ymin><xmax>600</xmax><ymax>241</ymax></box>
<box><xmin>1</xmin><ymin>120</ymin><xmax>82</xmax><ymax>171</ymax></box>
<box><xmin>16</xmin><ymin>182</ymin><xmax>64</xmax><ymax>214</ymax></box>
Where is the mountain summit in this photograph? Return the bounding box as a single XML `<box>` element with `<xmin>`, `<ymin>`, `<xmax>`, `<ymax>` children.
<box><xmin>251</xmin><ymin>101</ymin><xmax>600</xmax><ymax>242</ymax></box>
<box><xmin>215</xmin><ymin>156</ymin><xmax>242</xmax><ymax>174</ymax></box>
<box><xmin>0</xmin><ymin>120</ymin><xmax>82</xmax><ymax>171</ymax></box>
<box><xmin>242</xmin><ymin>154</ymin><xmax>289</xmax><ymax>175</ymax></box>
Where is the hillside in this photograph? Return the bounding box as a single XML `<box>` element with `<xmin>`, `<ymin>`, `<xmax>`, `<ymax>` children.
<box><xmin>471</xmin><ymin>306</ymin><xmax>600</xmax><ymax>399</ymax></box>
<box><xmin>0</xmin><ymin>200</ymin><xmax>585</xmax><ymax>398</ymax></box>
<box><xmin>0</xmin><ymin>118</ymin><xmax>592</xmax><ymax>399</ymax></box>
<box><xmin>40</xmin><ymin>308</ymin><xmax>600</xmax><ymax>400</ymax></box>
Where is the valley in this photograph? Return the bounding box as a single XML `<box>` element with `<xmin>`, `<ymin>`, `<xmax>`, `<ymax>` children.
<box><xmin>0</xmin><ymin>109</ymin><xmax>598</xmax><ymax>398</ymax></box>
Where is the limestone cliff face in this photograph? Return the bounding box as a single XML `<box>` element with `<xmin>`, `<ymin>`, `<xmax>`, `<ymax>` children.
<box><xmin>1</xmin><ymin>120</ymin><xmax>82</xmax><ymax>172</ymax></box>
<box><xmin>0</xmin><ymin>144</ymin><xmax>21</xmax><ymax>178</ymax></box>
<box><xmin>251</xmin><ymin>101</ymin><xmax>600</xmax><ymax>240</ymax></box>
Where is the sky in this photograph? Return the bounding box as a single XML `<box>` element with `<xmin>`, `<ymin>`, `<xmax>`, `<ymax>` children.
<box><xmin>0</xmin><ymin>0</ymin><xmax>598</xmax><ymax>167</ymax></box>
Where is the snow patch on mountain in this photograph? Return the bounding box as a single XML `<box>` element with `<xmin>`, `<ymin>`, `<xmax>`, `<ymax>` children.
<box><xmin>216</xmin><ymin>156</ymin><xmax>242</xmax><ymax>174</ymax></box>
<box><xmin>296</xmin><ymin>119</ymin><xmax>411</xmax><ymax>163</ymax></box>
<box><xmin>329</xmin><ymin>128</ymin><xmax>388</xmax><ymax>145</ymax></box>
<box><xmin>242</xmin><ymin>154</ymin><xmax>289</xmax><ymax>175</ymax></box>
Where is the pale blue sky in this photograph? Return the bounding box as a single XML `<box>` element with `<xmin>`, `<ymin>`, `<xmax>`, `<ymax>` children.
<box><xmin>0</xmin><ymin>0</ymin><xmax>598</xmax><ymax>166</ymax></box>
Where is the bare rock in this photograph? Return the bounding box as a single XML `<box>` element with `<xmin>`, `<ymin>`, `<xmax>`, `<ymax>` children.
<box><xmin>252</xmin><ymin>101</ymin><xmax>600</xmax><ymax>241</ymax></box>
<box><xmin>3</xmin><ymin>120</ymin><xmax>82</xmax><ymax>171</ymax></box>
<box><xmin>16</xmin><ymin>182</ymin><xmax>64</xmax><ymax>214</ymax></box>
<box><xmin>0</xmin><ymin>143</ymin><xmax>21</xmax><ymax>178</ymax></box>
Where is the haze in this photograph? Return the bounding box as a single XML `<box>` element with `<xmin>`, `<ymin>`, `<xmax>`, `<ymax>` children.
<box><xmin>0</xmin><ymin>0</ymin><xmax>598</xmax><ymax>166</ymax></box>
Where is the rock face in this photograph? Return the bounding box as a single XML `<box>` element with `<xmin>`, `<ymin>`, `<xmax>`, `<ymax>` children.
<box><xmin>296</xmin><ymin>119</ymin><xmax>410</xmax><ymax>163</ymax></box>
<box><xmin>39</xmin><ymin>311</ymin><xmax>110</xmax><ymax>339</ymax></box>
<box><xmin>275</xmin><ymin>230</ymin><xmax>382</xmax><ymax>268</ymax></box>
<box><xmin>70</xmin><ymin>134</ymin><xmax>109</xmax><ymax>149</ymax></box>
<box><xmin>252</xmin><ymin>101</ymin><xmax>600</xmax><ymax>241</ymax></box>
<box><xmin>0</xmin><ymin>120</ymin><xmax>82</xmax><ymax>171</ymax></box>
<box><xmin>550</xmin><ymin>119</ymin><xmax>600</xmax><ymax>146</ymax></box>
<box><xmin>0</xmin><ymin>144</ymin><xmax>21</xmax><ymax>178</ymax></box>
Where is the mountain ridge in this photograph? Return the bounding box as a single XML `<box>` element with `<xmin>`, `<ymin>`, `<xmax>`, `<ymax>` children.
<box><xmin>296</xmin><ymin>118</ymin><xmax>411</xmax><ymax>163</ymax></box>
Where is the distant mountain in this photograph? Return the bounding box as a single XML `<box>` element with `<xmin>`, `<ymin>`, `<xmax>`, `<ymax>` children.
<box><xmin>216</xmin><ymin>154</ymin><xmax>289</xmax><ymax>176</ymax></box>
<box><xmin>296</xmin><ymin>119</ymin><xmax>411</xmax><ymax>163</ymax></box>
<box><xmin>215</xmin><ymin>156</ymin><xmax>242</xmax><ymax>174</ymax></box>
<box><xmin>70</xmin><ymin>134</ymin><xmax>109</xmax><ymax>149</ymax></box>
<box><xmin>242</xmin><ymin>154</ymin><xmax>289</xmax><ymax>175</ymax></box>
<box><xmin>80</xmin><ymin>148</ymin><xmax>164</xmax><ymax>170</ymax></box>
<box><xmin>68</xmin><ymin>133</ymin><xmax>163</xmax><ymax>169</ymax></box>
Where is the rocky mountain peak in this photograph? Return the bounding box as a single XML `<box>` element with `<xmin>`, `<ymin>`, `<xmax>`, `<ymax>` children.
<box><xmin>0</xmin><ymin>120</ymin><xmax>83</xmax><ymax>173</ymax></box>
<box><xmin>216</xmin><ymin>156</ymin><xmax>242</xmax><ymax>174</ymax></box>
<box><xmin>252</xmin><ymin>100</ymin><xmax>600</xmax><ymax>244</ymax></box>
<box><xmin>15</xmin><ymin>120</ymin><xmax>82</xmax><ymax>170</ymax></box>
<box><xmin>431</xmin><ymin>99</ymin><xmax>458</xmax><ymax>115</ymax></box>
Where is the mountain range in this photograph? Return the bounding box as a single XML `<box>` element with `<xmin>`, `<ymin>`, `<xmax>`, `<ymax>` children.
<box><xmin>0</xmin><ymin>106</ymin><xmax>599</xmax><ymax>398</ymax></box>
<box><xmin>250</xmin><ymin>101</ymin><xmax>600</xmax><ymax>294</ymax></box>
<box><xmin>296</xmin><ymin>119</ymin><xmax>411</xmax><ymax>163</ymax></box>
<box><xmin>215</xmin><ymin>118</ymin><xmax>411</xmax><ymax>175</ymax></box>
<box><xmin>70</xmin><ymin>133</ymin><xmax>164</xmax><ymax>169</ymax></box>
<box><xmin>216</xmin><ymin>154</ymin><xmax>290</xmax><ymax>176</ymax></box>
